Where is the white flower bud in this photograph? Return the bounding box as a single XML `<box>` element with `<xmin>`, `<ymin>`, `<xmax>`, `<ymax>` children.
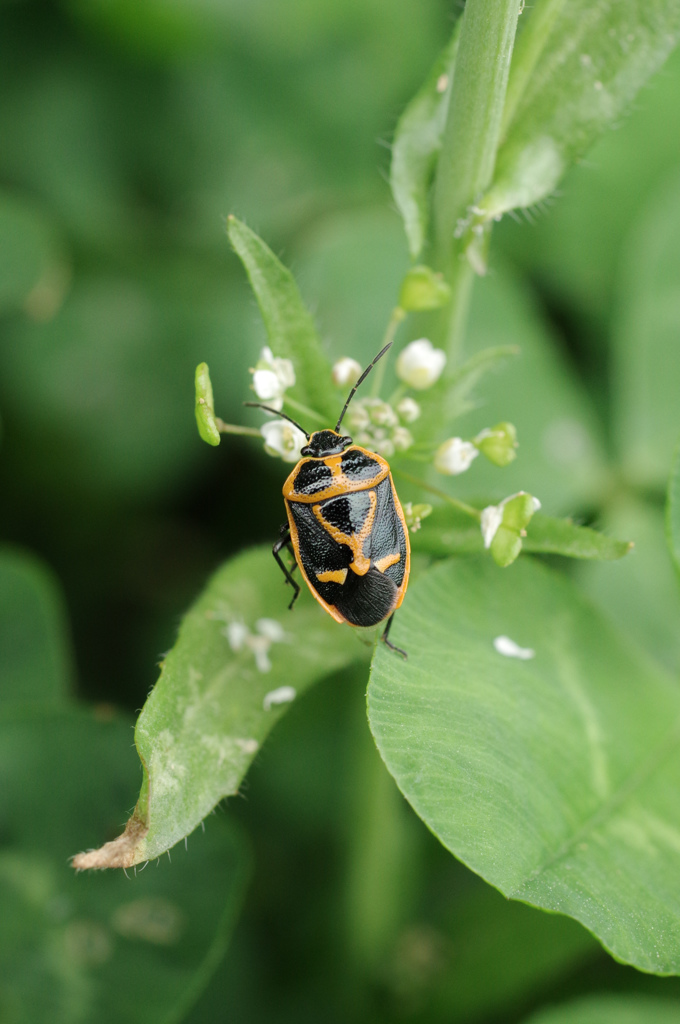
<box><xmin>481</xmin><ymin>504</ymin><xmax>503</xmax><ymax>548</ymax></box>
<box><xmin>434</xmin><ymin>437</ymin><xmax>479</xmax><ymax>475</ymax></box>
<box><xmin>332</xmin><ymin>357</ymin><xmax>362</xmax><ymax>388</ymax></box>
<box><xmin>346</xmin><ymin>403</ymin><xmax>371</xmax><ymax>431</ymax></box>
<box><xmin>260</xmin><ymin>419</ymin><xmax>307</xmax><ymax>463</ymax></box>
<box><xmin>396</xmin><ymin>397</ymin><xmax>421</xmax><ymax>423</ymax></box>
<box><xmin>392</xmin><ymin>426</ymin><xmax>414</xmax><ymax>452</ymax></box>
<box><xmin>396</xmin><ymin>338</ymin><xmax>446</xmax><ymax>390</ymax></box>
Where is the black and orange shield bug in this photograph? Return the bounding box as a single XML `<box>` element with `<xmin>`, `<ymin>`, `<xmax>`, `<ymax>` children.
<box><xmin>247</xmin><ymin>342</ymin><xmax>410</xmax><ymax>657</ymax></box>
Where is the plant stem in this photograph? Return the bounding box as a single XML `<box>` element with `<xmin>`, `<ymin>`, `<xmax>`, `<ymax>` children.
<box><xmin>216</xmin><ymin>420</ymin><xmax>262</xmax><ymax>437</ymax></box>
<box><xmin>371</xmin><ymin>306</ymin><xmax>406</xmax><ymax>397</ymax></box>
<box><xmin>395</xmin><ymin>467</ymin><xmax>482</xmax><ymax>521</ymax></box>
<box><xmin>432</xmin><ymin>0</ymin><xmax>521</xmax><ymax>365</ymax></box>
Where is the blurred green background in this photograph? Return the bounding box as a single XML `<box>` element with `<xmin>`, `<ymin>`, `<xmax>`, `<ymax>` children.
<box><xmin>3</xmin><ymin>0</ymin><xmax>680</xmax><ymax>1021</ymax></box>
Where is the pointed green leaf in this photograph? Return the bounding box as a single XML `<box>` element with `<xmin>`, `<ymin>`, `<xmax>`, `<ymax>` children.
<box><xmin>481</xmin><ymin>0</ymin><xmax>680</xmax><ymax>220</ymax></box>
<box><xmin>0</xmin><ymin>547</ymin><xmax>73</xmax><ymax>706</ymax></box>
<box><xmin>389</xmin><ymin>23</ymin><xmax>460</xmax><ymax>259</ymax></box>
<box><xmin>0</xmin><ymin>706</ymin><xmax>248</xmax><ymax>1022</ymax></box>
<box><xmin>369</xmin><ymin>556</ymin><xmax>680</xmax><ymax>974</ymax></box>
<box><xmin>75</xmin><ymin>547</ymin><xmax>366</xmax><ymax>869</ymax></box>
<box><xmin>523</xmin><ymin>513</ymin><xmax>633</xmax><ymax>560</ymax></box>
<box><xmin>226</xmin><ymin>216</ymin><xmax>335</xmax><ymax>422</ymax></box>
<box><xmin>523</xmin><ymin>995</ymin><xmax>680</xmax><ymax>1024</ymax></box>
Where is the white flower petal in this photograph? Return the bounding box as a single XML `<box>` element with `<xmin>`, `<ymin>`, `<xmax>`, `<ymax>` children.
<box><xmin>255</xmin><ymin>618</ymin><xmax>287</xmax><ymax>643</ymax></box>
<box><xmin>260</xmin><ymin>420</ymin><xmax>307</xmax><ymax>462</ymax></box>
<box><xmin>225</xmin><ymin>621</ymin><xmax>249</xmax><ymax>651</ymax></box>
<box><xmin>493</xmin><ymin>635</ymin><xmax>535</xmax><ymax>660</ymax></box>
<box><xmin>481</xmin><ymin>504</ymin><xmax>503</xmax><ymax>548</ymax></box>
<box><xmin>252</xmin><ymin>368</ymin><xmax>283</xmax><ymax>402</ymax></box>
<box><xmin>263</xmin><ymin>685</ymin><xmax>297</xmax><ymax>711</ymax></box>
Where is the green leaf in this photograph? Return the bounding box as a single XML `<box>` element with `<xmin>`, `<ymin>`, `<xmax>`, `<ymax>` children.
<box><xmin>482</xmin><ymin>0</ymin><xmax>680</xmax><ymax>220</ymax></box>
<box><xmin>389</xmin><ymin>24</ymin><xmax>460</xmax><ymax>259</ymax></box>
<box><xmin>0</xmin><ymin>706</ymin><xmax>248</xmax><ymax>1024</ymax></box>
<box><xmin>368</xmin><ymin>556</ymin><xmax>680</xmax><ymax>974</ymax></box>
<box><xmin>577</xmin><ymin>497</ymin><xmax>680</xmax><ymax>676</ymax></box>
<box><xmin>522</xmin><ymin>995</ymin><xmax>680</xmax><ymax>1024</ymax></box>
<box><xmin>667</xmin><ymin>442</ymin><xmax>680</xmax><ymax>575</ymax></box>
<box><xmin>523</xmin><ymin>513</ymin><xmax>633</xmax><ymax>561</ymax></box>
<box><xmin>430</xmin><ymin>879</ymin><xmax>597</xmax><ymax>1021</ymax></box>
<box><xmin>613</xmin><ymin>172</ymin><xmax>680</xmax><ymax>488</ymax></box>
<box><xmin>226</xmin><ymin>216</ymin><xmax>336</xmax><ymax>423</ymax></box>
<box><xmin>0</xmin><ymin>547</ymin><xmax>73</xmax><ymax>706</ymax></box>
<box><xmin>75</xmin><ymin>547</ymin><xmax>366</xmax><ymax>869</ymax></box>
<box><xmin>0</xmin><ymin>191</ymin><xmax>64</xmax><ymax>315</ymax></box>
<box><xmin>437</xmin><ymin>269</ymin><xmax>610</xmax><ymax>513</ymax></box>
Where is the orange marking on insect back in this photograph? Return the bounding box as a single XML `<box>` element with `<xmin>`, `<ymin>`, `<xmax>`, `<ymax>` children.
<box><xmin>374</xmin><ymin>552</ymin><xmax>401</xmax><ymax>573</ymax></box>
<box><xmin>316</xmin><ymin>568</ymin><xmax>348</xmax><ymax>585</ymax></box>
<box><xmin>312</xmin><ymin>489</ymin><xmax>377</xmax><ymax>577</ymax></box>
<box><xmin>282</xmin><ymin>447</ymin><xmax>390</xmax><ymax>503</ymax></box>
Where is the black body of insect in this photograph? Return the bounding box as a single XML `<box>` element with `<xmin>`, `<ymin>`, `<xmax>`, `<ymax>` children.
<box><xmin>246</xmin><ymin>342</ymin><xmax>410</xmax><ymax>657</ymax></box>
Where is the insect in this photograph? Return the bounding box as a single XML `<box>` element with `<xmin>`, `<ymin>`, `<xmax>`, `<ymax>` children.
<box><xmin>246</xmin><ymin>342</ymin><xmax>410</xmax><ymax>657</ymax></box>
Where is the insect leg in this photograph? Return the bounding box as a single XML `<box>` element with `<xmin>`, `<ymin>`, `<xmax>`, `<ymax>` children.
<box><xmin>272</xmin><ymin>526</ymin><xmax>301</xmax><ymax>610</ymax></box>
<box><xmin>382</xmin><ymin>615</ymin><xmax>408</xmax><ymax>658</ymax></box>
<box><xmin>381</xmin><ymin>612</ymin><xmax>408</xmax><ymax>659</ymax></box>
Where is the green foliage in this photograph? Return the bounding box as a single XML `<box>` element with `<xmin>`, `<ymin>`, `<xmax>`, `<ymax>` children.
<box><xmin>522</xmin><ymin>995</ymin><xmax>680</xmax><ymax>1024</ymax></box>
<box><xmin>368</xmin><ymin>556</ymin><xmax>680</xmax><ymax>973</ymax></box>
<box><xmin>3</xmin><ymin>0</ymin><xmax>680</xmax><ymax>1016</ymax></box>
<box><xmin>0</xmin><ymin>547</ymin><xmax>73</xmax><ymax>706</ymax></box>
<box><xmin>227</xmin><ymin>216</ymin><xmax>336</xmax><ymax>421</ymax></box>
<box><xmin>82</xmin><ymin>548</ymin><xmax>367</xmax><ymax>866</ymax></box>
<box><xmin>484</xmin><ymin>0</ymin><xmax>680</xmax><ymax>221</ymax></box>
<box><xmin>0</xmin><ymin>706</ymin><xmax>248</xmax><ymax>1023</ymax></box>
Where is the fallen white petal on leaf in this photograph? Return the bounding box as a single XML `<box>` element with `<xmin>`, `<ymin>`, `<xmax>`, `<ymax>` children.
<box><xmin>493</xmin><ymin>635</ymin><xmax>535</xmax><ymax>660</ymax></box>
<box><xmin>263</xmin><ymin>685</ymin><xmax>297</xmax><ymax>711</ymax></box>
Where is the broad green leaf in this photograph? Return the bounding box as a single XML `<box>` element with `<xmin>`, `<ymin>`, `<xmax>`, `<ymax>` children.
<box><xmin>482</xmin><ymin>0</ymin><xmax>680</xmax><ymax>220</ymax></box>
<box><xmin>612</xmin><ymin>172</ymin><xmax>680</xmax><ymax>489</ymax></box>
<box><xmin>226</xmin><ymin>216</ymin><xmax>336</xmax><ymax>423</ymax></box>
<box><xmin>369</xmin><ymin>556</ymin><xmax>680</xmax><ymax>974</ymax></box>
<box><xmin>0</xmin><ymin>547</ymin><xmax>73</xmax><ymax>706</ymax></box>
<box><xmin>577</xmin><ymin>497</ymin><xmax>680</xmax><ymax>676</ymax></box>
<box><xmin>390</xmin><ymin>24</ymin><xmax>460</xmax><ymax>259</ymax></box>
<box><xmin>667</xmin><ymin>442</ymin><xmax>680</xmax><ymax>575</ymax></box>
<box><xmin>522</xmin><ymin>995</ymin><xmax>680</xmax><ymax>1024</ymax></box>
<box><xmin>0</xmin><ymin>190</ymin><xmax>63</xmax><ymax>315</ymax></box>
<box><xmin>74</xmin><ymin>547</ymin><xmax>366</xmax><ymax>869</ymax></box>
<box><xmin>0</xmin><ymin>706</ymin><xmax>248</xmax><ymax>1024</ymax></box>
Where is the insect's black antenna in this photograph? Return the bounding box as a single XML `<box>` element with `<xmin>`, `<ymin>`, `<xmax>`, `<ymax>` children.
<box><xmin>335</xmin><ymin>341</ymin><xmax>393</xmax><ymax>432</ymax></box>
<box><xmin>243</xmin><ymin>402</ymin><xmax>311</xmax><ymax>440</ymax></box>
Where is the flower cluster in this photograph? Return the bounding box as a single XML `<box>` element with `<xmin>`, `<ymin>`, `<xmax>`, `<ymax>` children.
<box><xmin>344</xmin><ymin>395</ymin><xmax>417</xmax><ymax>458</ymax></box>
